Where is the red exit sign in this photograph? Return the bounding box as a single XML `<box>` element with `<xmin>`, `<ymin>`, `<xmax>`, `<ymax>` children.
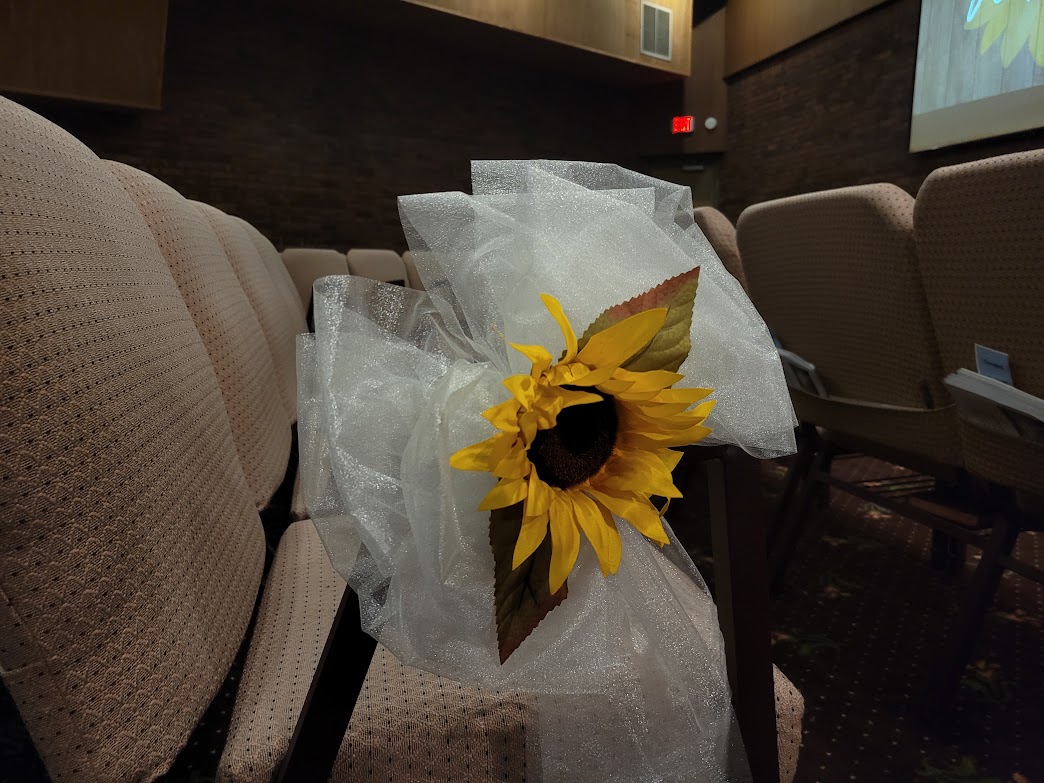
<box><xmin>672</xmin><ymin>115</ymin><xmax>694</xmax><ymax>134</ymax></box>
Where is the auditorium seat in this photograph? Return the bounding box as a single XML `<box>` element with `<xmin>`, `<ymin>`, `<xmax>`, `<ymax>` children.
<box><xmin>402</xmin><ymin>249</ymin><xmax>425</xmax><ymax>290</ymax></box>
<box><xmin>693</xmin><ymin>206</ymin><xmax>748</xmax><ymax>291</ymax></box>
<box><xmin>737</xmin><ymin>184</ymin><xmax>963</xmax><ymax>583</ymax></box>
<box><xmin>346</xmin><ymin>247</ymin><xmax>408</xmax><ymax>285</ymax></box>
<box><xmin>280</xmin><ymin>247</ymin><xmax>349</xmax><ymax>312</ymax></box>
<box><xmin>914</xmin><ymin>148</ymin><xmax>1044</xmax><ymax>710</ymax></box>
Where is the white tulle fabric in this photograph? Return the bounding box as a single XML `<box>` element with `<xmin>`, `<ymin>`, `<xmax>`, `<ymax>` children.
<box><xmin>298</xmin><ymin>161</ymin><xmax>796</xmax><ymax>783</ymax></box>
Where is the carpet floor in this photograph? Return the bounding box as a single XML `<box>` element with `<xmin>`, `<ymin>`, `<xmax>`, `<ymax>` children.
<box><xmin>752</xmin><ymin>455</ymin><xmax>1043</xmax><ymax>783</ymax></box>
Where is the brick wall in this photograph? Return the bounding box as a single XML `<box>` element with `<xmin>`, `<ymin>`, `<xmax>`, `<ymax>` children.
<box><xmin>12</xmin><ymin>1</ymin><xmax>641</xmax><ymax>251</ymax></box>
<box><xmin>720</xmin><ymin>0</ymin><xmax>1044</xmax><ymax>220</ymax></box>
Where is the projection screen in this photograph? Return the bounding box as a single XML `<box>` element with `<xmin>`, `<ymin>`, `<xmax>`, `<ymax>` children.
<box><xmin>911</xmin><ymin>0</ymin><xmax>1044</xmax><ymax>152</ymax></box>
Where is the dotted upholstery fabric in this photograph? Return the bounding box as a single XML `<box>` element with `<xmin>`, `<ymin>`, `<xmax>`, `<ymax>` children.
<box><xmin>194</xmin><ymin>202</ymin><xmax>298</xmax><ymax>425</ymax></box>
<box><xmin>235</xmin><ymin>218</ymin><xmax>309</xmax><ymax>337</ymax></box>
<box><xmin>773</xmin><ymin>665</ymin><xmax>802</xmax><ymax>783</ymax></box>
<box><xmin>402</xmin><ymin>250</ymin><xmax>425</xmax><ymax>291</ymax></box>
<box><xmin>0</xmin><ymin>95</ymin><xmax>265</xmax><ymax>782</ymax></box>
<box><xmin>693</xmin><ymin>206</ymin><xmax>747</xmax><ymax>291</ymax></box>
<box><xmin>914</xmin><ymin>150</ymin><xmax>1044</xmax><ymax>495</ymax></box>
<box><xmin>737</xmin><ymin>184</ymin><xmax>961</xmax><ymax>467</ymax></box>
<box><xmin>107</xmin><ymin>161</ymin><xmax>292</xmax><ymax>510</ymax></box>
<box><xmin>217</xmin><ymin>520</ymin><xmax>533</xmax><ymax>783</ymax></box>
<box><xmin>346</xmin><ymin>248</ymin><xmax>408</xmax><ymax>285</ymax></box>
<box><xmin>279</xmin><ymin>248</ymin><xmax>349</xmax><ymax>310</ymax></box>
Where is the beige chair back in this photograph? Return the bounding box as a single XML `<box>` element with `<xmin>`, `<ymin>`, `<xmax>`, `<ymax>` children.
<box><xmin>108</xmin><ymin>162</ymin><xmax>292</xmax><ymax>509</ymax></box>
<box><xmin>0</xmin><ymin>96</ymin><xmax>264</xmax><ymax>782</ymax></box>
<box><xmin>280</xmin><ymin>247</ymin><xmax>349</xmax><ymax>310</ymax></box>
<box><xmin>402</xmin><ymin>250</ymin><xmax>425</xmax><ymax>290</ymax></box>
<box><xmin>194</xmin><ymin>203</ymin><xmax>299</xmax><ymax>424</ymax></box>
<box><xmin>693</xmin><ymin>207</ymin><xmax>747</xmax><ymax>291</ymax></box>
<box><xmin>915</xmin><ymin>149</ymin><xmax>1044</xmax><ymax>493</ymax></box>
<box><xmin>236</xmin><ymin>217</ymin><xmax>309</xmax><ymax>336</ymax></box>
<box><xmin>738</xmin><ymin>184</ymin><xmax>959</xmax><ymax>465</ymax></box>
<box><xmin>346</xmin><ymin>248</ymin><xmax>407</xmax><ymax>285</ymax></box>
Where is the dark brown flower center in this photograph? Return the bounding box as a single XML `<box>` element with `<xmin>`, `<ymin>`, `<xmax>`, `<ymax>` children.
<box><xmin>528</xmin><ymin>388</ymin><xmax>617</xmax><ymax>489</ymax></box>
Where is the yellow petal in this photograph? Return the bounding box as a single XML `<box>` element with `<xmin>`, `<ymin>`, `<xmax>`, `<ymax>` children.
<box><xmin>644</xmin><ymin>387</ymin><xmax>714</xmax><ymax>405</ymax></box>
<box><xmin>450</xmin><ymin>433</ymin><xmax>516</xmax><ymax>472</ymax></box>
<box><xmin>618</xmin><ymin>424</ymin><xmax>713</xmax><ymax>450</ymax></box>
<box><xmin>519</xmin><ymin>410</ymin><xmax>540</xmax><ymax>445</ymax></box>
<box><xmin>548</xmin><ymin>492</ymin><xmax>581</xmax><ymax>592</ymax></box>
<box><xmin>575</xmin><ymin>308</ymin><xmax>668</xmax><ymax>370</ymax></box>
<box><xmin>510</xmin><ymin>341</ymin><xmax>553</xmax><ymax>377</ymax></box>
<box><xmin>503</xmin><ymin>374</ymin><xmax>538</xmax><ymax>408</ymax></box>
<box><xmin>483</xmin><ymin>398</ymin><xmax>522</xmax><ymax>432</ymax></box>
<box><xmin>596</xmin><ymin>448</ymin><xmax>682</xmax><ymax>499</ymax></box>
<box><xmin>524</xmin><ymin>469</ymin><xmax>553</xmax><ymax>517</ymax></box>
<box><xmin>982</xmin><ymin>14</ymin><xmax>1006</xmax><ymax>52</ymax></box>
<box><xmin>478</xmin><ymin>477</ymin><xmax>529</xmax><ymax>511</ymax></box>
<box><xmin>512</xmin><ymin>511</ymin><xmax>549</xmax><ymax>569</ymax></box>
<box><xmin>545</xmin><ymin>362</ymin><xmax>615</xmax><ymax>388</ymax></box>
<box><xmin>492</xmin><ymin>443</ymin><xmax>532</xmax><ymax>479</ymax></box>
<box><xmin>1001</xmin><ymin>2</ymin><xmax>1033</xmax><ymax>65</ymax></box>
<box><xmin>587</xmin><ymin>488</ymin><xmax>670</xmax><ymax>546</ymax></box>
<box><xmin>598</xmin><ymin>368</ymin><xmax>684</xmax><ymax>396</ymax></box>
<box><xmin>623</xmin><ymin>407</ymin><xmax>710</xmax><ymax>433</ymax></box>
<box><xmin>655</xmin><ymin>448</ymin><xmax>684</xmax><ymax>472</ymax></box>
<box><xmin>573</xmin><ymin>491</ymin><xmax>622</xmax><ymax>576</ymax></box>
<box><xmin>540</xmin><ymin>294</ymin><xmax>578</xmax><ymax>363</ymax></box>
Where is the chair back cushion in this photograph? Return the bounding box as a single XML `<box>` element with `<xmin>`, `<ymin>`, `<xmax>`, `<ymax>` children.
<box><xmin>279</xmin><ymin>247</ymin><xmax>349</xmax><ymax>310</ymax></box>
<box><xmin>693</xmin><ymin>207</ymin><xmax>747</xmax><ymax>291</ymax></box>
<box><xmin>346</xmin><ymin>248</ymin><xmax>407</xmax><ymax>285</ymax></box>
<box><xmin>738</xmin><ymin>184</ymin><xmax>947</xmax><ymax>411</ymax></box>
<box><xmin>195</xmin><ymin>203</ymin><xmax>299</xmax><ymax>424</ymax></box>
<box><xmin>108</xmin><ymin>162</ymin><xmax>292</xmax><ymax>509</ymax></box>
<box><xmin>915</xmin><ymin>150</ymin><xmax>1044</xmax><ymax>493</ymax></box>
<box><xmin>236</xmin><ymin>218</ymin><xmax>309</xmax><ymax>336</ymax></box>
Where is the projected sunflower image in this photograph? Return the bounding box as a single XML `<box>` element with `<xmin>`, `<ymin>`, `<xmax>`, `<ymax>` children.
<box><xmin>966</xmin><ymin>0</ymin><xmax>1044</xmax><ymax>67</ymax></box>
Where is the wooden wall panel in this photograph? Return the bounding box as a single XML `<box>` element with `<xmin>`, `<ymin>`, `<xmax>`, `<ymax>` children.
<box><xmin>404</xmin><ymin>0</ymin><xmax>692</xmax><ymax>75</ymax></box>
<box><xmin>0</xmin><ymin>0</ymin><xmax>168</xmax><ymax>109</ymax></box>
<box><xmin>724</xmin><ymin>0</ymin><xmax>890</xmax><ymax>75</ymax></box>
<box><xmin>638</xmin><ymin>9</ymin><xmax>727</xmax><ymax>156</ymax></box>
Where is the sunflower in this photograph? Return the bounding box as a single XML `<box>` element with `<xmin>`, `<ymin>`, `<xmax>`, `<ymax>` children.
<box><xmin>450</xmin><ymin>293</ymin><xmax>714</xmax><ymax>593</ymax></box>
<box><xmin>966</xmin><ymin>0</ymin><xmax>1044</xmax><ymax>67</ymax></box>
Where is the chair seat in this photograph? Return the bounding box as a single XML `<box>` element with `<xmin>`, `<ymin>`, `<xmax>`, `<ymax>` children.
<box><xmin>218</xmin><ymin>521</ymin><xmax>532</xmax><ymax>783</ymax></box>
<box><xmin>219</xmin><ymin>521</ymin><xmax>803</xmax><ymax>783</ymax></box>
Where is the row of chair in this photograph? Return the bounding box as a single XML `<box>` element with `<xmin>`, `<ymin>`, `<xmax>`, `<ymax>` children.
<box><xmin>694</xmin><ymin>147</ymin><xmax>1044</xmax><ymax>714</ymax></box>
<box><xmin>0</xmin><ymin>95</ymin><xmax>804</xmax><ymax>783</ymax></box>
<box><xmin>280</xmin><ymin>246</ymin><xmax>425</xmax><ymax>322</ymax></box>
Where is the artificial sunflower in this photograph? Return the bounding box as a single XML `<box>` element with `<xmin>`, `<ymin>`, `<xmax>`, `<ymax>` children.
<box><xmin>451</xmin><ymin>285</ymin><xmax>714</xmax><ymax>596</ymax></box>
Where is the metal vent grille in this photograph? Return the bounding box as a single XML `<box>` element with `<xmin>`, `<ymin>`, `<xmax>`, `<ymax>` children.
<box><xmin>640</xmin><ymin>2</ymin><xmax>672</xmax><ymax>61</ymax></box>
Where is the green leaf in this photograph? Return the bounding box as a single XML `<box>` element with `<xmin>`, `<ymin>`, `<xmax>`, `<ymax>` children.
<box><xmin>489</xmin><ymin>503</ymin><xmax>567</xmax><ymax>664</ymax></box>
<box><xmin>577</xmin><ymin>268</ymin><xmax>700</xmax><ymax>373</ymax></box>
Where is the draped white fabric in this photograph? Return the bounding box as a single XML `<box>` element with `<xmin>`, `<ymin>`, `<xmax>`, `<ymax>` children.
<box><xmin>297</xmin><ymin>161</ymin><xmax>796</xmax><ymax>782</ymax></box>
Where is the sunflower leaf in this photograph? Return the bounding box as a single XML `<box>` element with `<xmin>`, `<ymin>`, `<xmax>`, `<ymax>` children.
<box><xmin>490</xmin><ymin>503</ymin><xmax>567</xmax><ymax>663</ymax></box>
<box><xmin>577</xmin><ymin>268</ymin><xmax>700</xmax><ymax>373</ymax></box>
